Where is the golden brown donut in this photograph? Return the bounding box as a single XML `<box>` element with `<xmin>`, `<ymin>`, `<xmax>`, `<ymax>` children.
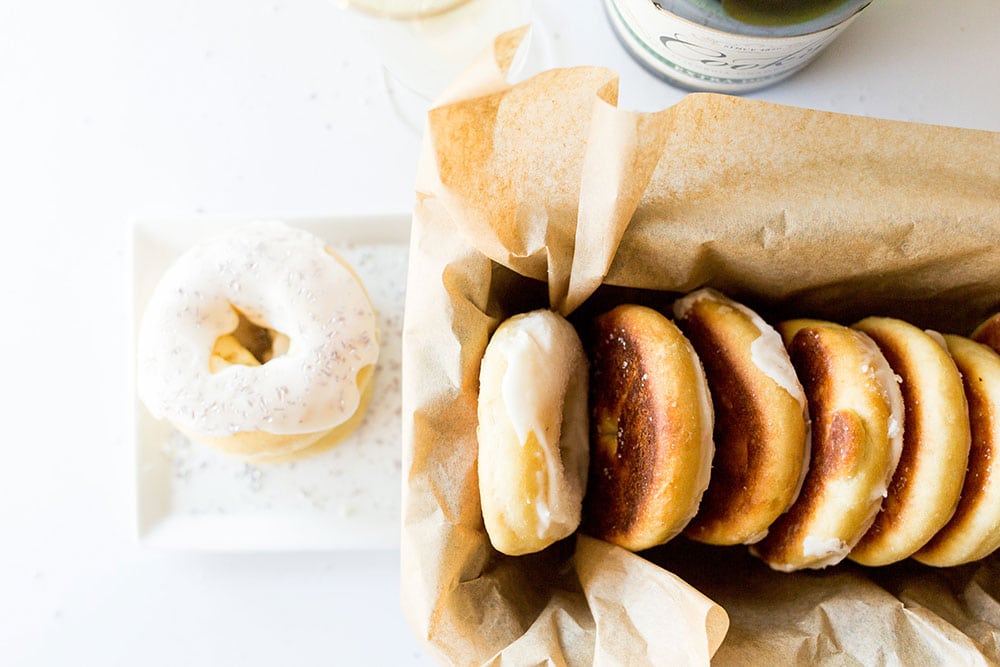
<box><xmin>971</xmin><ymin>312</ymin><xmax>1000</xmax><ymax>351</ymax></box>
<box><xmin>673</xmin><ymin>289</ymin><xmax>810</xmax><ymax>546</ymax></box>
<box><xmin>847</xmin><ymin>318</ymin><xmax>972</xmax><ymax>566</ymax></box>
<box><xmin>750</xmin><ymin>319</ymin><xmax>904</xmax><ymax>571</ymax></box>
<box><xmin>584</xmin><ymin>304</ymin><xmax>714</xmax><ymax>552</ymax></box>
<box><xmin>477</xmin><ymin>309</ymin><xmax>590</xmax><ymax>556</ymax></box>
<box><xmin>913</xmin><ymin>335</ymin><xmax>1000</xmax><ymax>567</ymax></box>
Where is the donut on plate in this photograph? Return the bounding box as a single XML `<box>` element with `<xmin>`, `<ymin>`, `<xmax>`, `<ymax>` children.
<box><xmin>137</xmin><ymin>221</ymin><xmax>379</xmax><ymax>463</ymax></box>
<box><xmin>847</xmin><ymin>318</ymin><xmax>971</xmax><ymax>566</ymax></box>
<box><xmin>477</xmin><ymin>309</ymin><xmax>590</xmax><ymax>556</ymax></box>
<box><xmin>673</xmin><ymin>289</ymin><xmax>810</xmax><ymax>546</ymax></box>
<box><xmin>750</xmin><ymin>319</ymin><xmax>904</xmax><ymax>571</ymax></box>
<box><xmin>584</xmin><ymin>304</ymin><xmax>714</xmax><ymax>552</ymax></box>
<box><xmin>913</xmin><ymin>334</ymin><xmax>1000</xmax><ymax>567</ymax></box>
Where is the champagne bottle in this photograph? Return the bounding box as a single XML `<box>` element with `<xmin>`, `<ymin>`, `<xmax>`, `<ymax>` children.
<box><xmin>605</xmin><ymin>0</ymin><xmax>871</xmax><ymax>93</ymax></box>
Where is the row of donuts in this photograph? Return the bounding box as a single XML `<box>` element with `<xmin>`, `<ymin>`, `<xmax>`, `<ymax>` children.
<box><xmin>476</xmin><ymin>288</ymin><xmax>1000</xmax><ymax>571</ymax></box>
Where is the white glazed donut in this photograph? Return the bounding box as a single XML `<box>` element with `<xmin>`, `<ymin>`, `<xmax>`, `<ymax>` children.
<box><xmin>137</xmin><ymin>221</ymin><xmax>379</xmax><ymax>463</ymax></box>
<box><xmin>477</xmin><ymin>309</ymin><xmax>590</xmax><ymax>556</ymax></box>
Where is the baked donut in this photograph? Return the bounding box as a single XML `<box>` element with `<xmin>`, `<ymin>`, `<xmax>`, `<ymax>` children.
<box><xmin>673</xmin><ymin>289</ymin><xmax>810</xmax><ymax>546</ymax></box>
<box><xmin>750</xmin><ymin>319</ymin><xmax>904</xmax><ymax>571</ymax></box>
<box><xmin>137</xmin><ymin>221</ymin><xmax>379</xmax><ymax>463</ymax></box>
<box><xmin>584</xmin><ymin>304</ymin><xmax>714</xmax><ymax>552</ymax></box>
<box><xmin>913</xmin><ymin>335</ymin><xmax>1000</xmax><ymax>567</ymax></box>
<box><xmin>971</xmin><ymin>312</ymin><xmax>1000</xmax><ymax>350</ymax></box>
<box><xmin>845</xmin><ymin>318</ymin><xmax>971</xmax><ymax>566</ymax></box>
<box><xmin>477</xmin><ymin>309</ymin><xmax>590</xmax><ymax>556</ymax></box>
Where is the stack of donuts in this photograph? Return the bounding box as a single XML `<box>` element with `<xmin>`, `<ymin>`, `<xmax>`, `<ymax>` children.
<box><xmin>476</xmin><ymin>289</ymin><xmax>1000</xmax><ymax>571</ymax></box>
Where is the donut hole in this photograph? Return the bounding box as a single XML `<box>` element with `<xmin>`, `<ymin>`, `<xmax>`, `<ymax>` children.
<box><xmin>209</xmin><ymin>307</ymin><xmax>290</xmax><ymax>371</ymax></box>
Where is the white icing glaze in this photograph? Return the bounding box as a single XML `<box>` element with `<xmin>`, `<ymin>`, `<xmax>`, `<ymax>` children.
<box><xmin>500</xmin><ymin>314</ymin><xmax>555</xmax><ymax>451</ymax></box>
<box><xmin>674</xmin><ymin>288</ymin><xmax>811</xmax><ymax>509</ymax></box>
<box><xmin>137</xmin><ymin>222</ymin><xmax>379</xmax><ymax>437</ymax></box>
<box><xmin>534</xmin><ymin>485</ymin><xmax>552</xmax><ymax>538</ymax></box>
<box><xmin>750</xmin><ymin>331</ymin><xmax>806</xmax><ymax>408</ymax></box>
<box><xmin>802</xmin><ymin>535</ymin><xmax>851</xmax><ymax>568</ymax></box>
<box><xmin>672</xmin><ymin>289</ymin><xmax>711</xmax><ymax>321</ymax></box>
<box><xmin>675</xmin><ymin>289</ymin><xmax>806</xmax><ymax>408</ymax></box>
<box><xmin>735</xmin><ymin>297</ymin><xmax>813</xmax><ymax>509</ymax></box>
<box><xmin>500</xmin><ymin>310</ymin><xmax>586</xmax><ymax>538</ymax></box>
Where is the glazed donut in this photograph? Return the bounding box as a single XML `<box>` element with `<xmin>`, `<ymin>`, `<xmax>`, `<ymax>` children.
<box><xmin>750</xmin><ymin>319</ymin><xmax>904</xmax><ymax>571</ymax></box>
<box><xmin>673</xmin><ymin>289</ymin><xmax>810</xmax><ymax>546</ymax></box>
<box><xmin>847</xmin><ymin>318</ymin><xmax>971</xmax><ymax>566</ymax></box>
<box><xmin>137</xmin><ymin>221</ymin><xmax>379</xmax><ymax>463</ymax></box>
<box><xmin>584</xmin><ymin>304</ymin><xmax>714</xmax><ymax>552</ymax></box>
<box><xmin>913</xmin><ymin>335</ymin><xmax>1000</xmax><ymax>567</ymax></box>
<box><xmin>477</xmin><ymin>309</ymin><xmax>590</xmax><ymax>556</ymax></box>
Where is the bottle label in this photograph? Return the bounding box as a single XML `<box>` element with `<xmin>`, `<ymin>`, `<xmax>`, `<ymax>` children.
<box><xmin>606</xmin><ymin>0</ymin><xmax>860</xmax><ymax>92</ymax></box>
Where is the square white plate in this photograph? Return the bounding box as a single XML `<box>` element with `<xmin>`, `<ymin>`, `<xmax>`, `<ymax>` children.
<box><xmin>130</xmin><ymin>215</ymin><xmax>410</xmax><ymax>550</ymax></box>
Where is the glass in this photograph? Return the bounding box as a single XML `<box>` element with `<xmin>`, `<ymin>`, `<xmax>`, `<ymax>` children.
<box><xmin>341</xmin><ymin>0</ymin><xmax>536</xmax><ymax>101</ymax></box>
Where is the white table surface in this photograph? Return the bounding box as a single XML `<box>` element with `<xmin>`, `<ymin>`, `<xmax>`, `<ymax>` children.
<box><xmin>2</xmin><ymin>1</ymin><xmax>998</xmax><ymax>665</ymax></box>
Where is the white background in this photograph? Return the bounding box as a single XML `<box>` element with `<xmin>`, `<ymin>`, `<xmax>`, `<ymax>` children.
<box><xmin>2</xmin><ymin>0</ymin><xmax>998</xmax><ymax>665</ymax></box>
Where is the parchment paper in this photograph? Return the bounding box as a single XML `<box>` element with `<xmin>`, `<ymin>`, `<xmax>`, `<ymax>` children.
<box><xmin>401</xmin><ymin>29</ymin><xmax>1000</xmax><ymax>666</ymax></box>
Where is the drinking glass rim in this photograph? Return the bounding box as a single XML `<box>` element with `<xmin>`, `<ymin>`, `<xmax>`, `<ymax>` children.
<box><xmin>340</xmin><ymin>0</ymin><xmax>475</xmax><ymax>21</ymax></box>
